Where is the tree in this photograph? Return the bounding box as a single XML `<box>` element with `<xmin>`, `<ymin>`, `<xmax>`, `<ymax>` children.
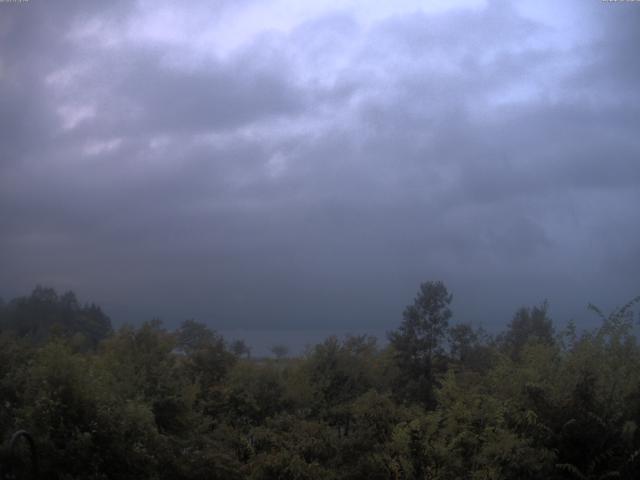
<box><xmin>225</xmin><ymin>362</ymin><xmax>289</xmax><ymax>425</ymax></box>
<box><xmin>500</xmin><ymin>302</ymin><xmax>554</xmax><ymax>359</ymax></box>
<box><xmin>448</xmin><ymin>323</ymin><xmax>478</xmax><ymax>364</ymax></box>
<box><xmin>0</xmin><ymin>287</ymin><xmax>112</xmax><ymax>348</ymax></box>
<box><xmin>303</xmin><ymin>336</ymin><xmax>379</xmax><ymax>437</ymax></box>
<box><xmin>176</xmin><ymin>320</ymin><xmax>235</xmax><ymax>383</ymax></box>
<box><xmin>271</xmin><ymin>344</ymin><xmax>290</xmax><ymax>360</ymax></box>
<box><xmin>176</xmin><ymin>319</ymin><xmax>218</xmax><ymax>354</ymax></box>
<box><xmin>388</xmin><ymin>281</ymin><xmax>453</xmax><ymax>406</ymax></box>
<box><xmin>447</xmin><ymin>323</ymin><xmax>489</xmax><ymax>371</ymax></box>
<box><xmin>231</xmin><ymin>339</ymin><xmax>251</xmax><ymax>359</ymax></box>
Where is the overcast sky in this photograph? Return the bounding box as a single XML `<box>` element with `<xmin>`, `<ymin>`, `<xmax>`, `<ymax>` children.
<box><xmin>1</xmin><ymin>0</ymin><xmax>639</xmax><ymax>349</ymax></box>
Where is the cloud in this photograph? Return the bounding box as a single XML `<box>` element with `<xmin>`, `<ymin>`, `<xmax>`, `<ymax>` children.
<box><xmin>0</xmin><ymin>0</ymin><xmax>638</xmax><ymax>337</ymax></box>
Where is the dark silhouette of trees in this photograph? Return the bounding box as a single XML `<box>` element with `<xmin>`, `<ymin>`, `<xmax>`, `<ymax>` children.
<box><xmin>230</xmin><ymin>339</ymin><xmax>251</xmax><ymax>359</ymax></box>
<box><xmin>388</xmin><ymin>280</ymin><xmax>452</xmax><ymax>406</ymax></box>
<box><xmin>0</xmin><ymin>286</ymin><xmax>112</xmax><ymax>348</ymax></box>
<box><xmin>270</xmin><ymin>344</ymin><xmax>289</xmax><ymax>360</ymax></box>
<box><xmin>499</xmin><ymin>301</ymin><xmax>554</xmax><ymax>359</ymax></box>
<box><xmin>1</xmin><ymin>285</ymin><xmax>639</xmax><ymax>480</ymax></box>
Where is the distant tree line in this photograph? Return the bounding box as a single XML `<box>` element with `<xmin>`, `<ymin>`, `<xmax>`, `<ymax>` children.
<box><xmin>1</xmin><ymin>283</ymin><xmax>639</xmax><ymax>479</ymax></box>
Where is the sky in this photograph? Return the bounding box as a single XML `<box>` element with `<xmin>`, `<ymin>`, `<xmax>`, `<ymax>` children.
<box><xmin>1</xmin><ymin>0</ymin><xmax>639</xmax><ymax>352</ymax></box>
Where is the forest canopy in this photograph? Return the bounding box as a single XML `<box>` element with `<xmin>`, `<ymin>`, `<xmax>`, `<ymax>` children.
<box><xmin>1</xmin><ymin>283</ymin><xmax>639</xmax><ymax>479</ymax></box>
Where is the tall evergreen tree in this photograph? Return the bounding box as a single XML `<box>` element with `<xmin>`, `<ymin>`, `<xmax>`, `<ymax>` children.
<box><xmin>388</xmin><ymin>281</ymin><xmax>452</xmax><ymax>407</ymax></box>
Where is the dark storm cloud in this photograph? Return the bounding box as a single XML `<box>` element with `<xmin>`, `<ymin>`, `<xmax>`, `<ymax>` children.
<box><xmin>1</xmin><ymin>0</ymin><xmax>638</xmax><ymax>341</ymax></box>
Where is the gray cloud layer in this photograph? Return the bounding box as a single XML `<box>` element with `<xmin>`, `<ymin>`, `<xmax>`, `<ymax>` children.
<box><xmin>1</xmin><ymin>0</ymin><xmax>638</xmax><ymax>340</ymax></box>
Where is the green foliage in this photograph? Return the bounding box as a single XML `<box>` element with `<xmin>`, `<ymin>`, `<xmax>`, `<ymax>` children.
<box><xmin>448</xmin><ymin>323</ymin><xmax>494</xmax><ymax>373</ymax></box>
<box><xmin>388</xmin><ymin>281</ymin><xmax>453</xmax><ymax>406</ymax></box>
<box><xmin>225</xmin><ymin>361</ymin><xmax>290</xmax><ymax>425</ymax></box>
<box><xmin>304</xmin><ymin>335</ymin><xmax>380</xmax><ymax>425</ymax></box>
<box><xmin>1</xmin><ymin>285</ymin><xmax>640</xmax><ymax>479</ymax></box>
<box><xmin>176</xmin><ymin>319</ymin><xmax>237</xmax><ymax>388</ymax></box>
<box><xmin>0</xmin><ymin>287</ymin><xmax>112</xmax><ymax>348</ymax></box>
<box><xmin>499</xmin><ymin>301</ymin><xmax>555</xmax><ymax>359</ymax></box>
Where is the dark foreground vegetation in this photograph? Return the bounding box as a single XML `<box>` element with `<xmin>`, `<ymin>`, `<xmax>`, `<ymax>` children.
<box><xmin>1</xmin><ymin>284</ymin><xmax>640</xmax><ymax>479</ymax></box>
